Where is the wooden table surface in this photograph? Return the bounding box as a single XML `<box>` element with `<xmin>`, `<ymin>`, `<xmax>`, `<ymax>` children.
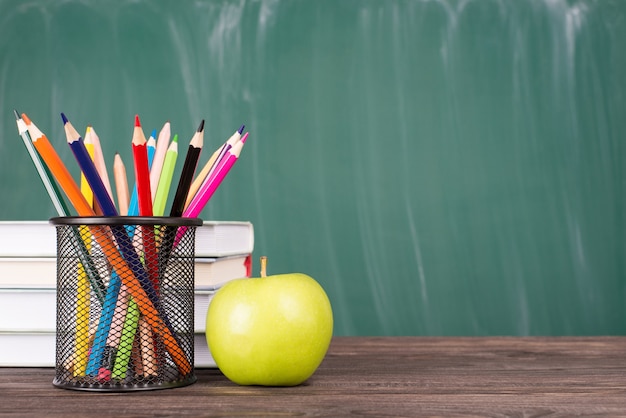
<box><xmin>1</xmin><ymin>337</ymin><xmax>625</xmax><ymax>417</ymax></box>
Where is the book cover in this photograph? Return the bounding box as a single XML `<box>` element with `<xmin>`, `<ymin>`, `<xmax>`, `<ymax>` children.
<box><xmin>0</xmin><ymin>332</ymin><xmax>56</xmax><ymax>367</ymax></box>
<box><xmin>0</xmin><ymin>288</ymin><xmax>57</xmax><ymax>332</ymax></box>
<box><xmin>0</xmin><ymin>258</ymin><xmax>61</xmax><ymax>288</ymax></box>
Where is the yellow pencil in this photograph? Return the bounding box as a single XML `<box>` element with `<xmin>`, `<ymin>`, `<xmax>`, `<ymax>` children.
<box><xmin>74</xmin><ymin>127</ymin><xmax>95</xmax><ymax>377</ymax></box>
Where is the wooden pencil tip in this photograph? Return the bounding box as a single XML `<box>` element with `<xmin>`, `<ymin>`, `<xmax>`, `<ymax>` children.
<box><xmin>135</xmin><ymin>114</ymin><xmax>141</xmax><ymax>127</ymax></box>
<box><xmin>13</xmin><ymin>109</ymin><xmax>20</xmax><ymax>120</ymax></box>
<box><xmin>238</xmin><ymin>124</ymin><xmax>245</xmax><ymax>134</ymax></box>
<box><xmin>21</xmin><ymin>113</ymin><xmax>32</xmax><ymax>125</ymax></box>
<box><xmin>151</xmin><ymin>129</ymin><xmax>157</xmax><ymax>139</ymax></box>
<box><xmin>240</xmin><ymin>132</ymin><xmax>249</xmax><ymax>143</ymax></box>
<box><xmin>198</xmin><ymin>120</ymin><xmax>205</xmax><ymax>132</ymax></box>
<box><xmin>61</xmin><ymin>113</ymin><xmax>69</xmax><ymax>125</ymax></box>
<box><xmin>172</xmin><ymin>134</ymin><xmax>179</xmax><ymax>143</ymax></box>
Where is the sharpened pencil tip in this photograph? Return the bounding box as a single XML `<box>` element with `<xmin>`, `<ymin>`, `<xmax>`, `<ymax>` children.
<box><xmin>135</xmin><ymin>114</ymin><xmax>141</xmax><ymax>127</ymax></box>
<box><xmin>172</xmin><ymin>134</ymin><xmax>179</xmax><ymax>143</ymax></box>
<box><xmin>198</xmin><ymin>120</ymin><xmax>205</xmax><ymax>132</ymax></box>
<box><xmin>151</xmin><ymin>129</ymin><xmax>157</xmax><ymax>139</ymax></box>
<box><xmin>61</xmin><ymin>113</ymin><xmax>69</xmax><ymax>124</ymax></box>
<box><xmin>13</xmin><ymin>109</ymin><xmax>20</xmax><ymax>120</ymax></box>
<box><xmin>238</xmin><ymin>124</ymin><xmax>245</xmax><ymax>134</ymax></box>
<box><xmin>240</xmin><ymin>132</ymin><xmax>249</xmax><ymax>144</ymax></box>
<box><xmin>21</xmin><ymin>113</ymin><xmax>32</xmax><ymax>125</ymax></box>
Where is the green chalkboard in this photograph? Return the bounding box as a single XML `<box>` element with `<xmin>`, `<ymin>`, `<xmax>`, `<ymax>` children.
<box><xmin>1</xmin><ymin>0</ymin><xmax>625</xmax><ymax>336</ymax></box>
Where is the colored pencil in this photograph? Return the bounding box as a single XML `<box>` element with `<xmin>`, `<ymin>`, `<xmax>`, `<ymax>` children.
<box><xmin>152</xmin><ymin>134</ymin><xmax>178</xmax><ymax>216</ymax></box>
<box><xmin>63</xmin><ymin>114</ymin><xmax>125</xmax><ymax>375</ymax></box>
<box><xmin>75</xmin><ymin>128</ymin><xmax>95</xmax><ymax>377</ymax></box>
<box><xmin>63</xmin><ymin>113</ymin><xmax>119</xmax><ymax>217</ymax></box>
<box><xmin>89</xmin><ymin>126</ymin><xmax>113</xmax><ymax>199</ymax></box>
<box><xmin>131</xmin><ymin>116</ymin><xmax>159</xmax><ymax>374</ymax></box>
<box><xmin>113</xmin><ymin>153</ymin><xmax>130</xmax><ymax>217</ymax></box>
<box><xmin>80</xmin><ymin>127</ymin><xmax>95</xmax><ymax>208</ymax></box>
<box><xmin>86</xmin><ymin>272</ymin><xmax>122</xmax><ymax>375</ymax></box>
<box><xmin>169</xmin><ymin>120</ymin><xmax>204</xmax><ymax>217</ymax></box>
<box><xmin>131</xmin><ymin>116</ymin><xmax>158</xmax><ymax>284</ymax></box>
<box><xmin>132</xmin><ymin>115</ymin><xmax>153</xmax><ymax>217</ymax></box>
<box><xmin>184</xmin><ymin>132</ymin><xmax>249</xmax><ymax>218</ymax></box>
<box><xmin>147</xmin><ymin>129</ymin><xmax>157</xmax><ymax>168</ymax></box>
<box><xmin>22</xmin><ymin>113</ymin><xmax>106</xmax><ymax>304</ymax></box>
<box><xmin>174</xmin><ymin>133</ymin><xmax>249</xmax><ymax>248</ymax></box>
<box><xmin>111</xmin><ymin>296</ymin><xmax>140</xmax><ymax>379</ymax></box>
<box><xmin>149</xmin><ymin>121</ymin><xmax>171</xmax><ymax>203</ymax></box>
<box><xmin>158</xmin><ymin>121</ymin><xmax>204</xmax><ymax>265</ymax></box>
<box><xmin>127</xmin><ymin>184</ymin><xmax>139</xmax><ymax>216</ymax></box>
<box><xmin>24</xmin><ymin>113</ymin><xmax>93</xmax><ymax>215</ymax></box>
<box><xmin>52</xmin><ymin>112</ymin><xmax>190</xmax><ymax>375</ymax></box>
<box><xmin>138</xmin><ymin>316</ymin><xmax>157</xmax><ymax>376</ymax></box>
<box><xmin>14</xmin><ymin>110</ymin><xmax>70</xmax><ymax>216</ymax></box>
<box><xmin>185</xmin><ymin>125</ymin><xmax>243</xmax><ymax>210</ymax></box>
<box><xmin>101</xmin><ymin>152</ymin><xmax>134</xmax><ymax>381</ymax></box>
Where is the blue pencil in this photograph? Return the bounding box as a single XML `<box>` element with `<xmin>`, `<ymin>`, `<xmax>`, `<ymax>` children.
<box><xmin>63</xmin><ymin>113</ymin><xmax>158</xmax><ymax>297</ymax></box>
<box><xmin>85</xmin><ymin>272</ymin><xmax>122</xmax><ymax>375</ymax></box>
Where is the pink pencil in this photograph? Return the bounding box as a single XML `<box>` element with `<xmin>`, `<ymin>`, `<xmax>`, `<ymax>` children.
<box><xmin>184</xmin><ymin>132</ymin><xmax>248</xmax><ymax>218</ymax></box>
<box><xmin>149</xmin><ymin>121</ymin><xmax>171</xmax><ymax>202</ymax></box>
<box><xmin>170</xmin><ymin>133</ymin><xmax>249</xmax><ymax>249</ymax></box>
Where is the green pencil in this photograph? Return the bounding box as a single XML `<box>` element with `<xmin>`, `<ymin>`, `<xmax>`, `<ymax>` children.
<box><xmin>14</xmin><ymin>109</ymin><xmax>70</xmax><ymax>216</ymax></box>
<box><xmin>14</xmin><ymin>110</ymin><xmax>106</xmax><ymax>304</ymax></box>
<box><xmin>153</xmin><ymin>134</ymin><xmax>179</xmax><ymax>216</ymax></box>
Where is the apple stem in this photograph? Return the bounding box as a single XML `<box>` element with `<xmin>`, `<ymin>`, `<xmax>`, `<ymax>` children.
<box><xmin>260</xmin><ymin>256</ymin><xmax>267</xmax><ymax>277</ymax></box>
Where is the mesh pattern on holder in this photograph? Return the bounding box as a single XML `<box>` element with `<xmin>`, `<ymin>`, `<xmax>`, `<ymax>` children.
<box><xmin>50</xmin><ymin>216</ymin><xmax>201</xmax><ymax>392</ymax></box>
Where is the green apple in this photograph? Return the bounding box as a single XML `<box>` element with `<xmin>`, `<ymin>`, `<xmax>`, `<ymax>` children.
<box><xmin>206</xmin><ymin>256</ymin><xmax>333</xmax><ymax>386</ymax></box>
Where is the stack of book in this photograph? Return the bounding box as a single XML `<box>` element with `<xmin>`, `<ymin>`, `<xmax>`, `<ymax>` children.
<box><xmin>0</xmin><ymin>220</ymin><xmax>253</xmax><ymax>368</ymax></box>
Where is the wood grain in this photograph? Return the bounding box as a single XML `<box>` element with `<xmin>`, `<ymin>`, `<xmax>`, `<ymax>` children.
<box><xmin>1</xmin><ymin>337</ymin><xmax>625</xmax><ymax>416</ymax></box>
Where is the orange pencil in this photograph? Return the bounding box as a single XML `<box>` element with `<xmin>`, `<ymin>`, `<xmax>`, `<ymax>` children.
<box><xmin>22</xmin><ymin>113</ymin><xmax>92</xmax><ymax>215</ymax></box>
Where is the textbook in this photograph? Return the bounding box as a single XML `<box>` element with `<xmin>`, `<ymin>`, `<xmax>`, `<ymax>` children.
<box><xmin>0</xmin><ymin>286</ymin><xmax>248</xmax><ymax>367</ymax></box>
<box><xmin>0</xmin><ymin>331</ymin><xmax>219</xmax><ymax>368</ymax></box>
<box><xmin>0</xmin><ymin>220</ymin><xmax>254</xmax><ymax>258</ymax></box>
<box><xmin>0</xmin><ymin>254</ymin><xmax>251</xmax><ymax>288</ymax></box>
<box><xmin>0</xmin><ymin>332</ymin><xmax>56</xmax><ymax>367</ymax></box>
<box><xmin>193</xmin><ymin>221</ymin><xmax>254</xmax><ymax>257</ymax></box>
<box><xmin>194</xmin><ymin>254</ymin><xmax>251</xmax><ymax>290</ymax></box>
<box><xmin>0</xmin><ymin>288</ymin><xmax>57</xmax><ymax>332</ymax></box>
<box><xmin>0</xmin><ymin>287</ymin><xmax>248</xmax><ymax>334</ymax></box>
<box><xmin>0</xmin><ymin>222</ymin><xmax>56</xmax><ymax>257</ymax></box>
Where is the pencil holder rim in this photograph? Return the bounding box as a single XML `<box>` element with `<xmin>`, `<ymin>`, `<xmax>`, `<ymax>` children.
<box><xmin>49</xmin><ymin>216</ymin><xmax>203</xmax><ymax>227</ymax></box>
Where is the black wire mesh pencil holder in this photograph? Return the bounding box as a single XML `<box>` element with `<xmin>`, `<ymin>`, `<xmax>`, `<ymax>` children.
<box><xmin>50</xmin><ymin>216</ymin><xmax>202</xmax><ymax>392</ymax></box>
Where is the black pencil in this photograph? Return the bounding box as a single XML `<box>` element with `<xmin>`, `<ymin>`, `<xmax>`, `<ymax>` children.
<box><xmin>169</xmin><ymin>120</ymin><xmax>204</xmax><ymax>217</ymax></box>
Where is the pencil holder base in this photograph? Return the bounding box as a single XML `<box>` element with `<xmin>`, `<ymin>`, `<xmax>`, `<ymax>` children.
<box><xmin>52</xmin><ymin>370</ymin><xmax>197</xmax><ymax>392</ymax></box>
<box><xmin>50</xmin><ymin>216</ymin><xmax>202</xmax><ymax>392</ymax></box>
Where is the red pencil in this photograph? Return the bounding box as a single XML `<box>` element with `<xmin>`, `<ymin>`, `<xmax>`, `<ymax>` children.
<box><xmin>131</xmin><ymin>115</ymin><xmax>153</xmax><ymax>217</ymax></box>
<box><xmin>131</xmin><ymin>116</ymin><xmax>158</xmax><ymax>286</ymax></box>
<box><xmin>131</xmin><ymin>115</ymin><xmax>159</xmax><ymax>373</ymax></box>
